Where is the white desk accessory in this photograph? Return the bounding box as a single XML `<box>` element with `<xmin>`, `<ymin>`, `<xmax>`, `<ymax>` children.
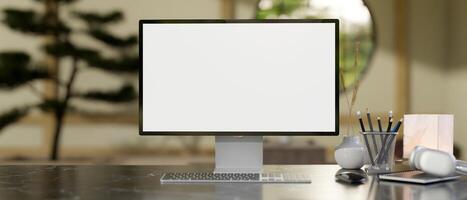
<box><xmin>409</xmin><ymin>146</ymin><xmax>467</xmax><ymax>176</ymax></box>
<box><xmin>403</xmin><ymin>114</ymin><xmax>453</xmax><ymax>158</ymax></box>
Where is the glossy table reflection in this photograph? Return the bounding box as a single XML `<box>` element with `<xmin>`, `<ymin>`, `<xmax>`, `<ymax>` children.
<box><xmin>0</xmin><ymin>164</ymin><xmax>465</xmax><ymax>200</ymax></box>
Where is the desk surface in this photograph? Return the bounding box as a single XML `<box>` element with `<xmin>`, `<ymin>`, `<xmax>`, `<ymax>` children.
<box><xmin>0</xmin><ymin>164</ymin><xmax>465</xmax><ymax>200</ymax></box>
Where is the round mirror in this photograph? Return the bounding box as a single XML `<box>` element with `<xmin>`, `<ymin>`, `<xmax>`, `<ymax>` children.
<box><xmin>256</xmin><ymin>0</ymin><xmax>375</xmax><ymax>90</ymax></box>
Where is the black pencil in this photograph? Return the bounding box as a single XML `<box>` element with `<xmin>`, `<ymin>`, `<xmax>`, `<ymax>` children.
<box><xmin>357</xmin><ymin>111</ymin><xmax>375</xmax><ymax>165</ymax></box>
<box><xmin>378</xmin><ymin>118</ymin><xmax>393</xmax><ymax>164</ymax></box>
<box><xmin>377</xmin><ymin>116</ymin><xmax>384</xmax><ymax>143</ymax></box>
<box><xmin>357</xmin><ymin>111</ymin><xmax>366</xmax><ymax>132</ymax></box>
<box><xmin>384</xmin><ymin>111</ymin><xmax>393</xmax><ymax>147</ymax></box>
<box><xmin>367</xmin><ymin>108</ymin><xmax>374</xmax><ymax>132</ymax></box>
<box><xmin>366</xmin><ymin>108</ymin><xmax>378</xmax><ymax>155</ymax></box>
<box><xmin>377</xmin><ymin>117</ymin><xmax>383</xmax><ymax>132</ymax></box>
<box><xmin>387</xmin><ymin>110</ymin><xmax>393</xmax><ymax>132</ymax></box>
<box><xmin>379</xmin><ymin>118</ymin><xmax>403</xmax><ymax>164</ymax></box>
<box><xmin>391</xmin><ymin>118</ymin><xmax>403</xmax><ymax>132</ymax></box>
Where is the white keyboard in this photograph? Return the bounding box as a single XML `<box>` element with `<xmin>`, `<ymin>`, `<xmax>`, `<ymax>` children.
<box><xmin>160</xmin><ymin>172</ymin><xmax>311</xmax><ymax>184</ymax></box>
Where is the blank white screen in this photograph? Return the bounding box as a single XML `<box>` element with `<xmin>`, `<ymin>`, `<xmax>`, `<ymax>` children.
<box><xmin>142</xmin><ymin>23</ymin><xmax>336</xmax><ymax>133</ymax></box>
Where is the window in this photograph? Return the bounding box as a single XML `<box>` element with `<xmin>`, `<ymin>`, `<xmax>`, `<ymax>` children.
<box><xmin>257</xmin><ymin>0</ymin><xmax>375</xmax><ymax>90</ymax></box>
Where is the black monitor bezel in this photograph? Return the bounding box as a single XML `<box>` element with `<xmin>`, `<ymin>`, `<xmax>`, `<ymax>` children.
<box><xmin>139</xmin><ymin>19</ymin><xmax>339</xmax><ymax>136</ymax></box>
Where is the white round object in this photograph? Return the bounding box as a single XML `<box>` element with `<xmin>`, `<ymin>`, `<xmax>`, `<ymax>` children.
<box><xmin>410</xmin><ymin>146</ymin><xmax>457</xmax><ymax>177</ymax></box>
<box><xmin>419</xmin><ymin>149</ymin><xmax>456</xmax><ymax>177</ymax></box>
<box><xmin>335</xmin><ymin>147</ymin><xmax>365</xmax><ymax>169</ymax></box>
<box><xmin>335</xmin><ymin>136</ymin><xmax>365</xmax><ymax>169</ymax></box>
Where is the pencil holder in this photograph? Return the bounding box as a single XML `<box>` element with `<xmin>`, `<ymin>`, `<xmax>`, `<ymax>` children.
<box><xmin>360</xmin><ymin>131</ymin><xmax>398</xmax><ymax>174</ymax></box>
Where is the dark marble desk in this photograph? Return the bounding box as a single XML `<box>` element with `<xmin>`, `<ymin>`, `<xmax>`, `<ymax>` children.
<box><xmin>0</xmin><ymin>164</ymin><xmax>465</xmax><ymax>200</ymax></box>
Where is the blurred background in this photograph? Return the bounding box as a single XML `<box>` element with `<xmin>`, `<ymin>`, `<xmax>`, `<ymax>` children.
<box><xmin>0</xmin><ymin>0</ymin><xmax>465</xmax><ymax>164</ymax></box>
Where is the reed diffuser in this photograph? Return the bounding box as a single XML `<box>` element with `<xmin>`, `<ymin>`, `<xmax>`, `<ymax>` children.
<box><xmin>335</xmin><ymin>41</ymin><xmax>365</xmax><ymax>169</ymax></box>
<box><xmin>340</xmin><ymin>41</ymin><xmax>361</xmax><ymax>136</ymax></box>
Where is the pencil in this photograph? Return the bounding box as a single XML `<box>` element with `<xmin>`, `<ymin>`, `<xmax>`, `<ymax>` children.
<box><xmin>366</xmin><ymin>108</ymin><xmax>378</xmax><ymax>155</ymax></box>
<box><xmin>357</xmin><ymin>111</ymin><xmax>375</xmax><ymax>165</ymax></box>
<box><xmin>379</xmin><ymin>118</ymin><xmax>393</xmax><ymax>164</ymax></box>
<box><xmin>387</xmin><ymin>110</ymin><xmax>393</xmax><ymax>132</ymax></box>
<box><xmin>379</xmin><ymin>118</ymin><xmax>403</xmax><ymax>164</ymax></box>
<box><xmin>385</xmin><ymin>118</ymin><xmax>393</xmax><ymax>141</ymax></box>
<box><xmin>377</xmin><ymin>116</ymin><xmax>384</xmax><ymax>143</ymax></box>
<box><xmin>377</xmin><ymin>117</ymin><xmax>383</xmax><ymax>132</ymax></box>
<box><xmin>367</xmin><ymin>108</ymin><xmax>374</xmax><ymax>132</ymax></box>
<box><xmin>391</xmin><ymin>118</ymin><xmax>403</xmax><ymax>132</ymax></box>
<box><xmin>357</xmin><ymin>111</ymin><xmax>366</xmax><ymax>132</ymax></box>
<box><xmin>375</xmin><ymin>116</ymin><xmax>384</xmax><ymax>164</ymax></box>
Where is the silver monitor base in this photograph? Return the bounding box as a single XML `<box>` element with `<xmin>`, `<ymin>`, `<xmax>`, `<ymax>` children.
<box><xmin>214</xmin><ymin>136</ymin><xmax>263</xmax><ymax>173</ymax></box>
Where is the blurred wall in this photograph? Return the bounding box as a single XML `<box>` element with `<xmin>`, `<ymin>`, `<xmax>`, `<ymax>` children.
<box><xmin>409</xmin><ymin>0</ymin><xmax>467</xmax><ymax>159</ymax></box>
<box><xmin>446</xmin><ymin>0</ymin><xmax>467</xmax><ymax>160</ymax></box>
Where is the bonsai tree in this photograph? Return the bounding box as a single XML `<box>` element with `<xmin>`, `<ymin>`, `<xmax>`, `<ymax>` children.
<box><xmin>0</xmin><ymin>0</ymin><xmax>138</xmax><ymax>160</ymax></box>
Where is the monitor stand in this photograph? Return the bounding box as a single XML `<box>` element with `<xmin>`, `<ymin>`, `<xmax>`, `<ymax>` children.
<box><xmin>214</xmin><ymin>136</ymin><xmax>263</xmax><ymax>173</ymax></box>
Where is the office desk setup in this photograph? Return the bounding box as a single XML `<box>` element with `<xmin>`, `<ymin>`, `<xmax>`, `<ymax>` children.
<box><xmin>0</xmin><ymin>10</ymin><xmax>464</xmax><ymax>200</ymax></box>
<box><xmin>136</xmin><ymin>19</ymin><xmax>466</xmax><ymax>188</ymax></box>
<box><xmin>0</xmin><ymin>164</ymin><xmax>465</xmax><ymax>200</ymax></box>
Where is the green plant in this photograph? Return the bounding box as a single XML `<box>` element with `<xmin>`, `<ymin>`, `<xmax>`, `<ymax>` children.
<box><xmin>256</xmin><ymin>0</ymin><xmax>374</xmax><ymax>90</ymax></box>
<box><xmin>0</xmin><ymin>0</ymin><xmax>138</xmax><ymax>160</ymax></box>
<box><xmin>256</xmin><ymin>0</ymin><xmax>306</xmax><ymax>19</ymax></box>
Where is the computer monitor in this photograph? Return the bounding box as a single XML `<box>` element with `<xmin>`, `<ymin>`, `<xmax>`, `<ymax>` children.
<box><xmin>139</xmin><ymin>19</ymin><xmax>339</xmax><ymax>173</ymax></box>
